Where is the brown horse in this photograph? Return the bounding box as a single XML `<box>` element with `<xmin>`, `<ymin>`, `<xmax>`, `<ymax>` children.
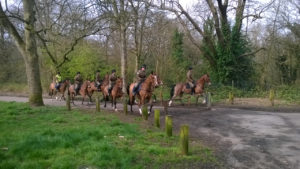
<box><xmin>101</xmin><ymin>73</ymin><xmax>111</xmax><ymax>107</ymax></box>
<box><xmin>49</xmin><ymin>80</ymin><xmax>70</xmax><ymax>100</ymax></box>
<box><xmin>129</xmin><ymin>73</ymin><xmax>159</xmax><ymax>114</ymax></box>
<box><xmin>68</xmin><ymin>80</ymin><xmax>97</xmax><ymax>105</ymax></box>
<box><xmin>111</xmin><ymin>78</ymin><xmax>123</xmax><ymax>111</ymax></box>
<box><xmin>168</xmin><ymin>74</ymin><xmax>211</xmax><ymax>106</ymax></box>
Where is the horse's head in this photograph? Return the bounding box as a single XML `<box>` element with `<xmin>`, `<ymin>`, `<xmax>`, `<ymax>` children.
<box><xmin>149</xmin><ymin>73</ymin><xmax>159</xmax><ymax>88</ymax></box>
<box><xmin>85</xmin><ymin>80</ymin><xmax>91</xmax><ymax>89</ymax></box>
<box><xmin>203</xmin><ymin>74</ymin><xmax>211</xmax><ymax>86</ymax></box>
<box><xmin>116</xmin><ymin>77</ymin><xmax>123</xmax><ymax>87</ymax></box>
<box><xmin>157</xmin><ymin>75</ymin><xmax>163</xmax><ymax>87</ymax></box>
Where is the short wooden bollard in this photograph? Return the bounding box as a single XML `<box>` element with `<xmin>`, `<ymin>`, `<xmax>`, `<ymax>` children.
<box><xmin>228</xmin><ymin>92</ymin><xmax>234</xmax><ymax>105</ymax></box>
<box><xmin>206</xmin><ymin>92</ymin><xmax>212</xmax><ymax>108</ymax></box>
<box><xmin>142</xmin><ymin>106</ymin><xmax>148</xmax><ymax>120</ymax></box>
<box><xmin>66</xmin><ymin>93</ymin><xmax>71</xmax><ymax>111</ymax></box>
<box><xmin>269</xmin><ymin>89</ymin><xmax>275</xmax><ymax>106</ymax></box>
<box><xmin>165</xmin><ymin>115</ymin><xmax>172</xmax><ymax>137</ymax></box>
<box><xmin>180</xmin><ymin>125</ymin><xmax>189</xmax><ymax>155</ymax></box>
<box><xmin>96</xmin><ymin>96</ymin><xmax>100</xmax><ymax>112</ymax></box>
<box><xmin>154</xmin><ymin>109</ymin><xmax>160</xmax><ymax>128</ymax></box>
<box><xmin>123</xmin><ymin>100</ymin><xmax>128</xmax><ymax>115</ymax></box>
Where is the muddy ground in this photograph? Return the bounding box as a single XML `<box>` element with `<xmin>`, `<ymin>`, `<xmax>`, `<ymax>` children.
<box><xmin>0</xmin><ymin>95</ymin><xmax>299</xmax><ymax>169</ymax></box>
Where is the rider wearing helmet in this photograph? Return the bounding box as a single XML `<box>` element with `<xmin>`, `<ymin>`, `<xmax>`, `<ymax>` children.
<box><xmin>95</xmin><ymin>70</ymin><xmax>101</xmax><ymax>90</ymax></box>
<box><xmin>186</xmin><ymin>67</ymin><xmax>195</xmax><ymax>95</ymax></box>
<box><xmin>55</xmin><ymin>71</ymin><xmax>62</xmax><ymax>91</ymax></box>
<box><xmin>133</xmin><ymin>64</ymin><xmax>147</xmax><ymax>96</ymax></box>
<box><xmin>74</xmin><ymin>72</ymin><xmax>83</xmax><ymax>95</ymax></box>
<box><xmin>108</xmin><ymin>69</ymin><xmax>117</xmax><ymax>95</ymax></box>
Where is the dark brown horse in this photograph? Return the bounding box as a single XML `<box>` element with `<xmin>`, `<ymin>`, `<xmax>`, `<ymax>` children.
<box><xmin>111</xmin><ymin>78</ymin><xmax>123</xmax><ymax>111</ymax></box>
<box><xmin>49</xmin><ymin>80</ymin><xmax>70</xmax><ymax>100</ymax></box>
<box><xmin>129</xmin><ymin>73</ymin><xmax>159</xmax><ymax>114</ymax></box>
<box><xmin>168</xmin><ymin>74</ymin><xmax>211</xmax><ymax>106</ymax></box>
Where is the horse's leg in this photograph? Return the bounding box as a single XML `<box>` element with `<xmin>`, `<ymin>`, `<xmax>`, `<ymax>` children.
<box><xmin>114</xmin><ymin>96</ymin><xmax>117</xmax><ymax>111</ymax></box>
<box><xmin>202</xmin><ymin>93</ymin><xmax>207</xmax><ymax>104</ymax></box>
<box><xmin>129</xmin><ymin>95</ymin><xmax>133</xmax><ymax>112</ymax></box>
<box><xmin>195</xmin><ymin>95</ymin><xmax>199</xmax><ymax>105</ymax></box>
<box><xmin>148</xmin><ymin>97</ymin><xmax>153</xmax><ymax>115</ymax></box>
<box><xmin>180</xmin><ymin>93</ymin><xmax>184</xmax><ymax>106</ymax></box>
<box><xmin>138</xmin><ymin>97</ymin><xmax>143</xmax><ymax>115</ymax></box>
<box><xmin>188</xmin><ymin>95</ymin><xmax>191</xmax><ymax>106</ymax></box>
<box><xmin>104</xmin><ymin>95</ymin><xmax>107</xmax><ymax>107</ymax></box>
<box><xmin>82</xmin><ymin>94</ymin><xmax>85</xmax><ymax>105</ymax></box>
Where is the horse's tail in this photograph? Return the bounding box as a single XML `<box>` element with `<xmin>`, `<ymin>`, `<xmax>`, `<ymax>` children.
<box><xmin>170</xmin><ymin>84</ymin><xmax>175</xmax><ymax>99</ymax></box>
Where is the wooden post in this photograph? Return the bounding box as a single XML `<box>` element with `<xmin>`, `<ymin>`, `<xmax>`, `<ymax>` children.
<box><xmin>142</xmin><ymin>105</ymin><xmax>148</xmax><ymax>120</ymax></box>
<box><xmin>180</xmin><ymin>125</ymin><xmax>189</xmax><ymax>155</ymax></box>
<box><xmin>154</xmin><ymin>109</ymin><xmax>160</xmax><ymax>128</ymax></box>
<box><xmin>269</xmin><ymin>89</ymin><xmax>275</xmax><ymax>106</ymax></box>
<box><xmin>207</xmin><ymin>92</ymin><xmax>211</xmax><ymax>108</ymax></box>
<box><xmin>96</xmin><ymin>96</ymin><xmax>100</xmax><ymax>112</ymax></box>
<box><xmin>123</xmin><ymin>98</ymin><xmax>128</xmax><ymax>115</ymax></box>
<box><xmin>66</xmin><ymin>93</ymin><xmax>71</xmax><ymax>111</ymax></box>
<box><xmin>229</xmin><ymin>92</ymin><xmax>234</xmax><ymax>105</ymax></box>
<box><xmin>165</xmin><ymin>115</ymin><xmax>172</xmax><ymax>137</ymax></box>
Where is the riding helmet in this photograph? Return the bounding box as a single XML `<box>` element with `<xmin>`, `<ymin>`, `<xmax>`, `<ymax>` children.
<box><xmin>112</xmin><ymin>69</ymin><xmax>116</xmax><ymax>73</ymax></box>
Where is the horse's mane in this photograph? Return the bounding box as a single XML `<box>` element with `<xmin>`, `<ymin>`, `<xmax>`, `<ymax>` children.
<box><xmin>196</xmin><ymin>74</ymin><xmax>208</xmax><ymax>84</ymax></box>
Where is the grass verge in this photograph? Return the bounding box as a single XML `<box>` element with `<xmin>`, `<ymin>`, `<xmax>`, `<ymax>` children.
<box><xmin>0</xmin><ymin>101</ymin><xmax>219</xmax><ymax>169</ymax></box>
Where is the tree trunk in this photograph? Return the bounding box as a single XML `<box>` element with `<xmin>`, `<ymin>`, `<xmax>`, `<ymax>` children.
<box><xmin>23</xmin><ymin>0</ymin><xmax>44</xmax><ymax>106</ymax></box>
<box><xmin>120</xmin><ymin>26</ymin><xmax>127</xmax><ymax>95</ymax></box>
<box><xmin>0</xmin><ymin>0</ymin><xmax>44</xmax><ymax>106</ymax></box>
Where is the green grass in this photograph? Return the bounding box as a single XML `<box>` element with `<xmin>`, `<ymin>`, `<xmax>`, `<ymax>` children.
<box><xmin>0</xmin><ymin>101</ymin><xmax>218</xmax><ymax>169</ymax></box>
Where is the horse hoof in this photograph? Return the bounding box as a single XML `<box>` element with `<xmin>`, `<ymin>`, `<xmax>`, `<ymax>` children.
<box><xmin>148</xmin><ymin>111</ymin><xmax>151</xmax><ymax>115</ymax></box>
<box><xmin>114</xmin><ymin>108</ymin><xmax>118</xmax><ymax>112</ymax></box>
<box><xmin>139</xmin><ymin>108</ymin><xmax>142</xmax><ymax>115</ymax></box>
<box><xmin>202</xmin><ymin>100</ymin><xmax>206</xmax><ymax>104</ymax></box>
<box><xmin>55</xmin><ymin>97</ymin><xmax>58</xmax><ymax>100</ymax></box>
<box><xmin>168</xmin><ymin>100</ymin><xmax>172</xmax><ymax>107</ymax></box>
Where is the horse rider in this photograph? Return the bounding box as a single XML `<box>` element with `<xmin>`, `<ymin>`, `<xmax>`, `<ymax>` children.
<box><xmin>187</xmin><ymin>67</ymin><xmax>195</xmax><ymax>95</ymax></box>
<box><xmin>95</xmin><ymin>70</ymin><xmax>101</xmax><ymax>90</ymax></box>
<box><xmin>74</xmin><ymin>72</ymin><xmax>83</xmax><ymax>95</ymax></box>
<box><xmin>55</xmin><ymin>71</ymin><xmax>62</xmax><ymax>91</ymax></box>
<box><xmin>133</xmin><ymin>64</ymin><xmax>147</xmax><ymax>96</ymax></box>
<box><xmin>108</xmin><ymin>69</ymin><xmax>117</xmax><ymax>96</ymax></box>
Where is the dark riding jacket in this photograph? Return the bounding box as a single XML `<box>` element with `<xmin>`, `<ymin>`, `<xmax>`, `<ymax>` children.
<box><xmin>109</xmin><ymin>73</ymin><xmax>117</xmax><ymax>87</ymax></box>
<box><xmin>136</xmin><ymin>69</ymin><xmax>146</xmax><ymax>83</ymax></box>
<box><xmin>74</xmin><ymin>74</ymin><xmax>83</xmax><ymax>84</ymax></box>
<box><xmin>95</xmin><ymin>72</ymin><xmax>101</xmax><ymax>82</ymax></box>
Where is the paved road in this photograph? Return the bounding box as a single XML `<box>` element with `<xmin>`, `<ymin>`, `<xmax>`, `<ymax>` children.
<box><xmin>0</xmin><ymin>96</ymin><xmax>299</xmax><ymax>169</ymax></box>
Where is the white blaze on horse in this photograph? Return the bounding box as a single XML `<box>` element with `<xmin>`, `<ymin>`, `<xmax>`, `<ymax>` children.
<box><xmin>128</xmin><ymin>73</ymin><xmax>159</xmax><ymax>115</ymax></box>
<box><xmin>168</xmin><ymin>74</ymin><xmax>211</xmax><ymax>106</ymax></box>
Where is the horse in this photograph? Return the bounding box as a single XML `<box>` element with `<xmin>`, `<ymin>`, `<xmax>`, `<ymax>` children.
<box><xmin>101</xmin><ymin>73</ymin><xmax>111</xmax><ymax>107</ymax></box>
<box><xmin>49</xmin><ymin>79</ymin><xmax>70</xmax><ymax>100</ymax></box>
<box><xmin>168</xmin><ymin>74</ymin><xmax>211</xmax><ymax>106</ymax></box>
<box><xmin>68</xmin><ymin>80</ymin><xmax>96</xmax><ymax>105</ymax></box>
<box><xmin>111</xmin><ymin>78</ymin><xmax>123</xmax><ymax>111</ymax></box>
<box><xmin>128</xmin><ymin>73</ymin><xmax>159</xmax><ymax>114</ymax></box>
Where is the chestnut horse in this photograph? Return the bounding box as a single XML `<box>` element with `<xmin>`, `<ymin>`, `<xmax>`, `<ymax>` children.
<box><xmin>168</xmin><ymin>74</ymin><xmax>211</xmax><ymax>106</ymax></box>
<box><xmin>129</xmin><ymin>73</ymin><xmax>159</xmax><ymax>114</ymax></box>
<box><xmin>69</xmin><ymin>80</ymin><xmax>97</xmax><ymax>105</ymax></box>
<box><xmin>49</xmin><ymin>80</ymin><xmax>70</xmax><ymax>100</ymax></box>
<box><xmin>111</xmin><ymin>78</ymin><xmax>123</xmax><ymax>111</ymax></box>
<box><xmin>101</xmin><ymin>73</ymin><xmax>111</xmax><ymax>107</ymax></box>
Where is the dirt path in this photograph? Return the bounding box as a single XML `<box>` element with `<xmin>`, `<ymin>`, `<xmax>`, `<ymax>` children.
<box><xmin>0</xmin><ymin>96</ymin><xmax>299</xmax><ymax>169</ymax></box>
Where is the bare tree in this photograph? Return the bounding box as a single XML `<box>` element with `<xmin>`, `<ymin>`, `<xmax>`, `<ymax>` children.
<box><xmin>0</xmin><ymin>0</ymin><xmax>44</xmax><ymax>106</ymax></box>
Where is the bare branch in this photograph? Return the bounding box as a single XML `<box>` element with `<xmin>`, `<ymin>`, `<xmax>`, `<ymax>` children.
<box><xmin>238</xmin><ymin>47</ymin><xmax>266</xmax><ymax>58</ymax></box>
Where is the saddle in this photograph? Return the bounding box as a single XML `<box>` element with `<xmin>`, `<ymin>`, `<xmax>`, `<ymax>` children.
<box><xmin>133</xmin><ymin>80</ymin><xmax>145</xmax><ymax>94</ymax></box>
